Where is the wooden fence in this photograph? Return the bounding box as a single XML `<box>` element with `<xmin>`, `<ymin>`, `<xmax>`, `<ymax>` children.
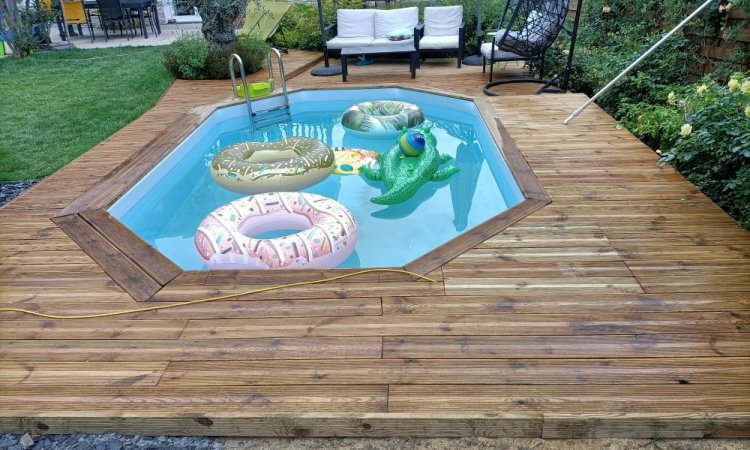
<box><xmin>688</xmin><ymin>7</ymin><xmax>750</xmax><ymax>76</ymax></box>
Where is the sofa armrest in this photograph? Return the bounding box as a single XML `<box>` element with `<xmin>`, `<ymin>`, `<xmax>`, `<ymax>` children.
<box><xmin>323</xmin><ymin>21</ymin><xmax>337</xmax><ymax>43</ymax></box>
<box><xmin>322</xmin><ymin>21</ymin><xmax>337</xmax><ymax>66</ymax></box>
<box><xmin>414</xmin><ymin>21</ymin><xmax>424</xmax><ymax>37</ymax></box>
<box><xmin>414</xmin><ymin>21</ymin><xmax>424</xmax><ymax>52</ymax></box>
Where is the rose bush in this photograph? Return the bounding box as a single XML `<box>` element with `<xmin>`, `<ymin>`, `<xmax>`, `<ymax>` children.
<box><xmin>621</xmin><ymin>74</ymin><xmax>750</xmax><ymax>227</ymax></box>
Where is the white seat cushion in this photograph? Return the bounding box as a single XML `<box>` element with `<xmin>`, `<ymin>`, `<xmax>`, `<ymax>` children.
<box><xmin>327</xmin><ymin>36</ymin><xmax>376</xmax><ymax>50</ymax></box>
<box><xmin>492</xmin><ymin>29</ymin><xmax>519</xmax><ymax>44</ymax></box>
<box><xmin>480</xmin><ymin>42</ymin><xmax>524</xmax><ymax>60</ymax></box>
<box><xmin>337</xmin><ymin>9</ymin><xmax>375</xmax><ymax>38</ymax></box>
<box><xmin>492</xmin><ymin>28</ymin><xmax>526</xmax><ymax>52</ymax></box>
<box><xmin>424</xmin><ymin>5</ymin><xmax>463</xmax><ymax>37</ymax></box>
<box><xmin>371</xmin><ymin>37</ymin><xmax>416</xmax><ymax>46</ymax></box>
<box><xmin>374</xmin><ymin>7</ymin><xmax>418</xmax><ymax>39</ymax></box>
<box><xmin>419</xmin><ymin>35</ymin><xmax>459</xmax><ymax>50</ymax></box>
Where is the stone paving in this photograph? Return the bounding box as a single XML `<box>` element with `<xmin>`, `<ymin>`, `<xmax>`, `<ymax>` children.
<box><xmin>48</xmin><ymin>20</ymin><xmax>202</xmax><ymax>49</ymax></box>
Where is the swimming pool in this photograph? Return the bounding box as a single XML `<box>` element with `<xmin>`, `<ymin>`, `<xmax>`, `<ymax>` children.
<box><xmin>109</xmin><ymin>87</ymin><xmax>524</xmax><ymax>270</ymax></box>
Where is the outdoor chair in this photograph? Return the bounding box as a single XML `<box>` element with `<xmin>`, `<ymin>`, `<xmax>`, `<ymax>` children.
<box><xmin>126</xmin><ymin>2</ymin><xmax>159</xmax><ymax>37</ymax></box>
<box><xmin>61</xmin><ymin>0</ymin><xmax>95</xmax><ymax>42</ymax></box>
<box><xmin>96</xmin><ymin>0</ymin><xmax>135</xmax><ymax>41</ymax></box>
<box><xmin>417</xmin><ymin>5</ymin><xmax>465</xmax><ymax>68</ymax></box>
<box><xmin>480</xmin><ymin>0</ymin><xmax>569</xmax><ymax>94</ymax></box>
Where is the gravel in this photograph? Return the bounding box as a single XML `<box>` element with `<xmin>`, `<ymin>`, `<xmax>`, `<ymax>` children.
<box><xmin>0</xmin><ymin>433</ymin><xmax>225</xmax><ymax>450</ymax></box>
<box><xmin>3</xmin><ymin>434</ymin><xmax>750</xmax><ymax>450</ymax></box>
<box><xmin>0</xmin><ymin>180</ymin><xmax>39</xmax><ymax>207</ymax></box>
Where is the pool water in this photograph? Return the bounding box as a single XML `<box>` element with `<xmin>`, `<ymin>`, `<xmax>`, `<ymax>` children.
<box><xmin>109</xmin><ymin>88</ymin><xmax>524</xmax><ymax>270</ymax></box>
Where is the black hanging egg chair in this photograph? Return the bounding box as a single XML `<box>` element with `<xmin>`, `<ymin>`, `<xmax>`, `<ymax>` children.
<box><xmin>481</xmin><ymin>0</ymin><xmax>582</xmax><ymax>95</ymax></box>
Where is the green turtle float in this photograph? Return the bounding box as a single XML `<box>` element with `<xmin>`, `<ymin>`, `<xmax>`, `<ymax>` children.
<box><xmin>360</xmin><ymin>127</ymin><xmax>460</xmax><ymax>205</ymax></box>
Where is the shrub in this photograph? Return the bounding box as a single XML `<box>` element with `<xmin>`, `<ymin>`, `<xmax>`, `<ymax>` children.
<box><xmin>270</xmin><ymin>3</ymin><xmax>323</xmax><ymax>51</ymax></box>
<box><xmin>620</xmin><ymin>74</ymin><xmax>750</xmax><ymax>227</ymax></box>
<box><xmin>544</xmin><ymin>0</ymin><xmax>696</xmax><ymax>118</ymax></box>
<box><xmin>202</xmin><ymin>35</ymin><xmax>269</xmax><ymax>78</ymax></box>
<box><xmin>540</xmin><ymin>0</ymin><xmax>750</xmax><ymax>228</ymax></box>
<box><xmin>163</xmin><ymin>33</ymin><xmax>210</xmax><ymax>80</ymax></box>
<box><xmin>164</xmin><ymin>33</ymin><xmax>268</xmax><ymax>80</ymax></box>
<box><xmin>235</xmin><ymin>34</ymin><xmax>268</xmax><ymax>72</ymax></box>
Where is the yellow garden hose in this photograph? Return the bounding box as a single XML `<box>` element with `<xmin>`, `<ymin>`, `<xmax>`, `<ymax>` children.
<box><xmin>0</xmin><ymin>268</ymin><xmax>435</xmax><ymax>320</ymax></box>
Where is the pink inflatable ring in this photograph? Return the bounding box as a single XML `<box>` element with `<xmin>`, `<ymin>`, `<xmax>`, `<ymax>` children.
<box><xmin>194</xmin><ymin>192</ymin><xmax>358</xmax><ymax>270</ymax></box>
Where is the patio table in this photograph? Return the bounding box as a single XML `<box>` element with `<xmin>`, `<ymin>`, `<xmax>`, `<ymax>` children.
<box><xmin>340</xmin><ymin>43</ymin><xmax>417</xmax><ymax>82</ymax></box>
<box><xmin>83</xmin><ymin>0</ymin><xmax>161</xmax><ymax>39</ymax></box>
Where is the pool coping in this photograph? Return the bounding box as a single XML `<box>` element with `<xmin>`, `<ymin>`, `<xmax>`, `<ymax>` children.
<box><xmin>51</xmin><ymin>85</ymin><xmax>550</xmax><ymax>302</ymax></box>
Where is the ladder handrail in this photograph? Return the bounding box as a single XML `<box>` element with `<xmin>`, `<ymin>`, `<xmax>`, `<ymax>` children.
<box><xmin>267</xmin><ymin>48</ymin><xmax>290</xmax><ymax>110</ymax></box>
<box><xmin>229</xmin><ymin>49</ymin><xmax>290</xmax><ymax>132</ymax></box>
<box><xmin>229</xmin><ymin>53</ymin><xmax>254</xmax><ymax>129</ymax></box>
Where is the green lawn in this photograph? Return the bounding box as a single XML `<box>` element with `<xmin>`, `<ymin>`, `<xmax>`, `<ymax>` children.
<box><xmin>0</xmin><ymin>46</ymin><xmax>174</xmax><ymax>181</ymax></box>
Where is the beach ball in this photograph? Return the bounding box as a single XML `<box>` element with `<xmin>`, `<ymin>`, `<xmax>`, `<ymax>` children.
<box><xmin>399</xmin><ymin>131</ymin><xmax>425</xmax><ymax>157</ymax></box>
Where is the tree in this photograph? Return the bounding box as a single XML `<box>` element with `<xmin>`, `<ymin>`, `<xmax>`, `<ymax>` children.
<box><xmin>190</xmin><ymin>0</ymin><xmax>247</xmax><ymax>52</ymax></box>
<box><xmin>0</xmin><ymin>0</ymin><xmax>54</xmax><ymax>58</ymax></box>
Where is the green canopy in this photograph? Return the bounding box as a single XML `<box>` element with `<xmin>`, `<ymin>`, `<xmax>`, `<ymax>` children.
<box><xmin>240</xmin><ymin>1</ymin><xmax>292</xmax><ymax>40</ymax></box>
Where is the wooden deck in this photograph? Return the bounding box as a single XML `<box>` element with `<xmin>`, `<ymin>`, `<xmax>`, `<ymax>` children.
<box><xmin>1</xmin><ymin>50</ymin><xmax>749</xmax><ymax>438</ymax></box>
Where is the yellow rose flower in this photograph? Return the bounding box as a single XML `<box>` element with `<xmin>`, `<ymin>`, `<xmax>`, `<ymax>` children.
<box><xmin>728</xmin><ymin>78</ymin><xmax>740</xmax><ymax>92</ymax></box>
<box><xmin>696</xmin><ymin>84</ymin><xmax>708</xmax><ymax>95</ymax></box>
<box><xmin>741</xmin><ymin>80</ymin><xmax>750</xmax><ymax>94</ymax></box>
<box><xmin>680</xmin><ymin>123</ymin><xmax>692</xmax><ymax>138</ymax></box>
<box><xmin>745</xmin><ymin>105</ymin><xmax>750</xmax><ymax>118</ymax></box>
<box><xmin>667</xmin><ymin>91</ymin><xmax>676</xmax><ymax>105</ymax></box>
<box><xmin>602</xmin><ymin>5</ymin><xmax>611</xmax><ymax>13</ymax></box>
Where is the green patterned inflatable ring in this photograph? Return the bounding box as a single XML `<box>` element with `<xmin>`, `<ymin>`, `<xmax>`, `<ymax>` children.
<box><xmin>341</xmin><ymin>101</ymin><xmax>425</xmax><ymax>137</ymax></box>
<box><xmin>210</xmin><ymin>137</ymin><xmax>335</xmax><ymax>195</ymax></box>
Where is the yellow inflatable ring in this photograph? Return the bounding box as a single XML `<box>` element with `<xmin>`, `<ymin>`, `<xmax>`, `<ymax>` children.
<box><xmin>210</xmin><ymin>137</ymin><xmax>335</xmax><ymax>194</ymax></box>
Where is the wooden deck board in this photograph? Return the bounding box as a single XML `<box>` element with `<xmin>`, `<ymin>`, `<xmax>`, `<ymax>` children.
<box><xmin>179</xmin><ymin>311</ymin><xmax>741</xmax><ymax>338</ymax></box>
<box><xmin>159</xmin><ymin>357</ymin><xmax>750</xmax><ymax>386</ymax></box>
<box><xmin>0</xmin><ymin>51</ymin><xmax>748</xmax><ymax>437</ymax></box>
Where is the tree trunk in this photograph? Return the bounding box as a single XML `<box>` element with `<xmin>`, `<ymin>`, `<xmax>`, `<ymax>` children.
<box><xmin>201</xmin><ymin>21</ymin><xmax>236</xmax><ymax>52</ymax></box>
<box><xmin>195</xmin><ymin>0</ymin><xmax>247</xmax><ymax>52</ymax></box>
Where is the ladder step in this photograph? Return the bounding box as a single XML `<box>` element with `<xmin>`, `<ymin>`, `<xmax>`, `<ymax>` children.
<box><xmin>251</xmin><ymin>105</ymin><xmax>288</xmax><ymax>117</ymax></box>
<box><xmin>254</xmin><ymin>109</ymin><xmax>290</xmax><ymax>120</ymax></box>
<box><xmin>253</xmin><ymin>107</ymin><xmax>291</xmax><ymax>128</ymax></box>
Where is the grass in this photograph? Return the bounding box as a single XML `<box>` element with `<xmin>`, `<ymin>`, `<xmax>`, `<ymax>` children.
<box><xmin>0</xmin><ymin>46</ymin><xmax>174</xmax><ymax>181</ymax></box>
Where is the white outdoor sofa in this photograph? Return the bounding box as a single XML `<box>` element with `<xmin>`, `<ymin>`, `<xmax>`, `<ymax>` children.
<box><xmin>322</xmin><ymin>7</ymin><xmax>420</xmax><ymax>67</ymax></box>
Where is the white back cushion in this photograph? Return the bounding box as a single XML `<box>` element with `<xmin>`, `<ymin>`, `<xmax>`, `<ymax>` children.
<box><xmin>517</xmin><ymin>2</ymin><xmax>567</xmax><ymax>45</ymax></box>
<box><xmin>374</xmin><ymin>7</ymin><xmax>418</xmax><ymax>39</ymax></box>
<box><xmin>424</xmin><ymin>5</ymin><xmax>463</xmax><ymax>37</ymax></box>
<box><xmin>518</xmin><ymin>10</ymin><xmax>542</xmax><ymax>43</ymax></box>
<box><xmin>337</xmin><ymin>9</ymin><xmax>375</xmax><ymax>38</ymax></box>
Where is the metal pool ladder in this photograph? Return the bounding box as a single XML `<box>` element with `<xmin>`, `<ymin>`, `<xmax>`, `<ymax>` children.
<box><xmin>229</xmin><ymin>48</ymin><xmax>291</xmax><ymax>131</ymax></box>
